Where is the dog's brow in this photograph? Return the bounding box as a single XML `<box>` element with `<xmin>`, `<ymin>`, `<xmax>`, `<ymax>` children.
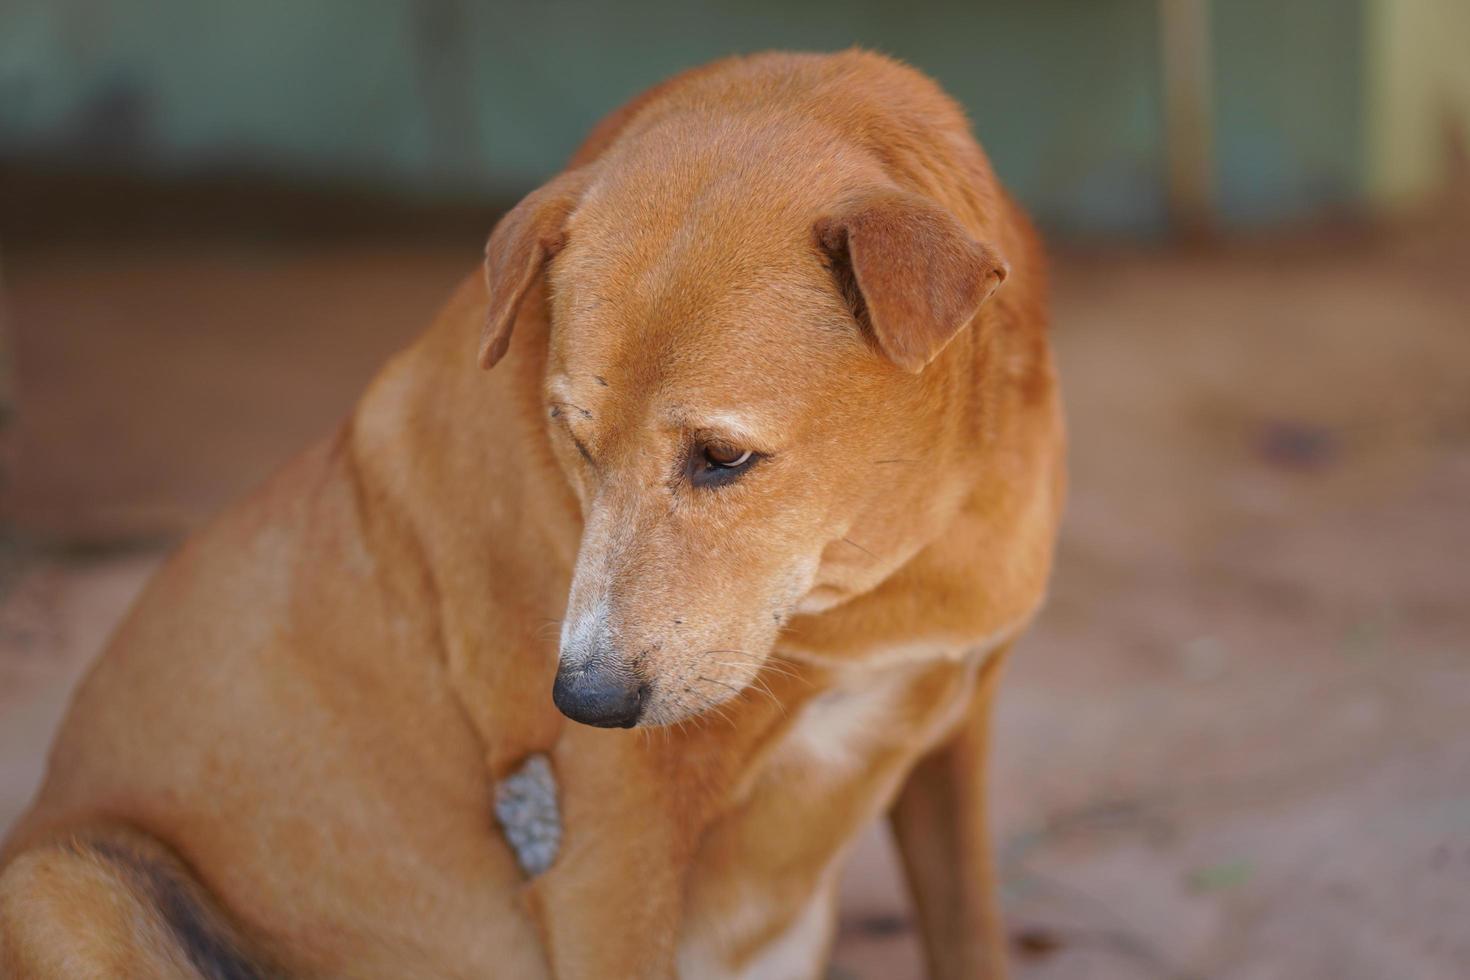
<box><xmin>544</xmin><ymin>376</ymin><xmax>597</xmax><ymax>419</ymax></box>
<box><xmin>667</xmin><ymin>409</ymin><xmax>766</xmax><ymax>445</ymax></box>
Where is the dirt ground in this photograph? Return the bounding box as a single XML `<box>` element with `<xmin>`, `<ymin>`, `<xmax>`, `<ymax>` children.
<box><xmin>1</xmin><ymin>216</ymin><xmax>1467</xmax><ymax>978</ymax></box>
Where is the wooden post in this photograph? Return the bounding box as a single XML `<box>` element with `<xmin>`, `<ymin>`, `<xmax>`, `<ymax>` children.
<box><xmin>1159</xmin><ymin>0</ymin><xmax>1217</xmax><ymax>237</ymax></box>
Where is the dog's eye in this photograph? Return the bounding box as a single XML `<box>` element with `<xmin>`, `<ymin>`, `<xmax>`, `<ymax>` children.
<box><xmin>689</xmin><ymin>442</ymin><xmax>760</xmax><ymax>487</ymax></box>
<box><xmin>705</xmin><ymin>444</ymin><xmax>752</xmax><ymax>468</ymax></box>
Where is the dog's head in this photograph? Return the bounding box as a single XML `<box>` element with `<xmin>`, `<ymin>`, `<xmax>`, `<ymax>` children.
<box><xmin>480</xmin><ymin>130</ymin><xmax>1008</xmax><ymax>728</ymax></box>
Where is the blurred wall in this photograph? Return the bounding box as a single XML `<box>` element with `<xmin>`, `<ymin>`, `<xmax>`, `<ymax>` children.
<box><xmin>1</xmin><ymin>0</ymin><xmax>1166</xmax><ymax>234</ymax></box>
<box><xmin>4</xmin><ymin>0</ymin><xmax>1462</xmax><ymax>237</ymax></box>
<box><xmin>1211</xmin><ymin>0</ymin><xmax>1365</xmax><ymax>226</ymax></box>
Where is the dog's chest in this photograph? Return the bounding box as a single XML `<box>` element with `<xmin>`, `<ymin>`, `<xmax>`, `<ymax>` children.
<box><xmin>769</xmin><ymin>650</ymin><xmax>981</xmax><ymax>784</ymax></box>
<box><xmin>679</xmin><ymin>656</ymin><xmax>979</xmax><ymax>977</ymax></box>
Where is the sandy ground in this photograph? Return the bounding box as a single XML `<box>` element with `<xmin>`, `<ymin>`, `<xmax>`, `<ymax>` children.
<box><xmin>1</xmin><ymin>220</ymin><xmax>1467</xmax><ymax>978</ymax></box>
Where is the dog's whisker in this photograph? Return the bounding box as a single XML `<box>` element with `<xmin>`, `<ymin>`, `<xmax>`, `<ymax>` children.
<box><xmin>696</xmin><ymin>674</ymin><xmax>743</xmax><ymax>696</ymax></box>
<box><xmin>747</xmin><ymin>673</ymin><xmax>781</xmax><ymax>704</ymax></box>
<box><xmin>711</xmin><ymin>660</ymin><xmax>773</xmax><ymax>682</ymax></box>
<box><xmin>703</xmin><ymin>648</ymin><xmax>786</xmax><ymax>671</ymax></box>
<box><xmin>764</xmin><ymin>653</ymin><xmax>813</xmax><ymax>685</ymax></box>
<box><xmin>758</xmin><ymin>663</ymin><xmax>802</xmax><ymax>683</ymax></box>
<box><xmin>710</xmin><ymin>655</ymin><xmax>803</xmax><ymax>684</ymax></box>
<box><xmin>694</xmin><ymin>691</ymin><xmax>736</xmax><ymax>729</ymax></box>
<box><xmin>716</xmin><ymin>673</ymin><xmax>784</xmax><ymax>714</ymax></box>
<box><xmin>711</xmin><ymin>661</ymin><xmax>802</xmax><ymax>694</ymax></box>
<box><xmin>698</xmin><ymin>673</ymin><xmax>774</xmax><ymax>710</ymax></box>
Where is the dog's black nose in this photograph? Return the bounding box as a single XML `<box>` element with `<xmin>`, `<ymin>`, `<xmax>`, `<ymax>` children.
<box><xmin>552</xmin><ymin>661</ymin><xmax>645</xmax><ymax>728</ymax></box>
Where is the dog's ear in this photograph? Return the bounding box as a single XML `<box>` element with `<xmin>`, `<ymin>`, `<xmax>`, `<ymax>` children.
<box><xmin>479</xmin><ymin>169</ymin><xmax>590</xmax><ymax>370</ymax></box>
<box><xmin>814</xmin><ymin>190</ymin><xmax>1009</xmax><ymax>373</ymax></box>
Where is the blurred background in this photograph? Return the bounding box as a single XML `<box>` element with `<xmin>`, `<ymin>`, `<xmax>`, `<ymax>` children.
<box><xmin>2</xmin><ymin>2</ymin><xmax>1467</xmax><ymax>977</ymax></box>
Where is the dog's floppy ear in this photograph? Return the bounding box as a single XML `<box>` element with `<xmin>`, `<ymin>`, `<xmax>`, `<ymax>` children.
<box><xmin>479</xmin><ymin>169</ymin><xmax>590</xmax><ymax>369</ymax></box>
<box><xmin>815</xmin><ymin>189</ymin><xmax>1009</xmax><ymax>373</ymax></box>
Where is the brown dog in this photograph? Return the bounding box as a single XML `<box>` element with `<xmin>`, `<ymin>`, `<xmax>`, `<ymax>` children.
<box><xmin>0</xmin><ymin>50</ymin><xmax>1063</xmax><ymax>978</ymax></box>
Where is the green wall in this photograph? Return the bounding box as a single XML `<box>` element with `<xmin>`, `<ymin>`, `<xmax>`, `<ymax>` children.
<box><xmin>1</xmin><ymin>0</ymin><xmax>1370</xmax><ymax>236</ymax></box>
<box><xmin>1212</xmin><ymin>0</ymin><xmax>1365</xmax><ymax>225</ymax></box>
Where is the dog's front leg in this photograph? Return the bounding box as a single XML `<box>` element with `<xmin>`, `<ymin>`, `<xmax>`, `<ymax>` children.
<box><xmin>888</xmin><ymin>645</ymin><xmax>1012</xmax><ymax>980</ymax></box>
<box><xmin>518</xmin><ymin>729</ymin><xmax>697</xmax><ymax>980</ymax></box>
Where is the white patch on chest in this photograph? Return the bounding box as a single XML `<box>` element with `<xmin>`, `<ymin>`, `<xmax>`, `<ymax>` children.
<box><xmin>780</xmin><ymin>679</ymin><xmax>907</xmax><ymax>775</ymax></box>
<box><xmin>493</xmin><ymin>753</ymin><xmax>561</xmax><ymax>877</ymax></box>
<box><xmin>774</xmin><ymin>628</ymin><xmax>1018</xmax><ymax>778</ymax></box>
